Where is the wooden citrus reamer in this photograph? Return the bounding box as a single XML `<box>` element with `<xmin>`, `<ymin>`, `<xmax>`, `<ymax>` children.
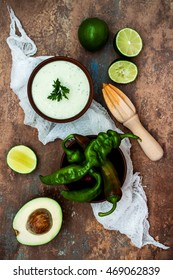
<box><xmin>102</xmin><ymin>83</ymin><xmax>163</xmax><ymax>161</ymax></box>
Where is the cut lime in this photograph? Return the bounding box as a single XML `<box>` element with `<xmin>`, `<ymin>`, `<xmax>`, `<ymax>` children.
<box><xmin>114</xmin><ymin>27</ymin><xmax>143</xmax><ymax>57</ymax></box>
<box><xmin>7</xmin><ymin>145</ymin><xmax>37</xmax><ymax>174</ymax></box>
<box><xmin>108</xmin><ymin>60</ymin><xmax>138</xmax><ymax>84</ymax></box>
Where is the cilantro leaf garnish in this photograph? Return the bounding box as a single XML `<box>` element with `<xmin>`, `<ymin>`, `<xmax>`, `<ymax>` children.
<box><xmin>47</xmin><ymin>78</ymin><xmax>70</xmax><ymax>102</ymax></box>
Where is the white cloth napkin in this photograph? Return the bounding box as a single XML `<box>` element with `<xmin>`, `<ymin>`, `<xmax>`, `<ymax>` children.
<box><xmin>6</xmin><ymin>7</ymin><xmax>168</xmax><ymax>249</ymax></box>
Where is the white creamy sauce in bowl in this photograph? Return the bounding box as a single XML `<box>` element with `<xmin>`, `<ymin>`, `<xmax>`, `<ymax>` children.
<box><xmin>31</xmin><ymin>60</ymin><xmax>90</xmax><ymax>120</ymax></box>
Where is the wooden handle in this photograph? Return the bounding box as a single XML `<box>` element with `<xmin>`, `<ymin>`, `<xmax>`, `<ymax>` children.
<box><xmin>123</xmin><ymin>114</ymin><xmax>164</xmax><ymax>161</ymax></box>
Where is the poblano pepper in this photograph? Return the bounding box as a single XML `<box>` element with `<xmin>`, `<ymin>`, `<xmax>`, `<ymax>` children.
<box><xmin>74</xmin><ymin>133</ymin><xmax>140</xmax><ymax>216</ymax></box>
<box><xmin>40</xmin><ymin>130</ymin><xmax>139</xmax><ymax>187</ymax></box>
<box><xmin>39</xmin><ymin>161</ymin><xmax>91</xmax><ymax>185</ymax></box>
<box><xmin>74</xmin><ymin>134</ymin><xmax>123</xmax><ymax>213</ymax></box>
<box><xmin>61</xmin><ymin>170</ymin><xmax>102</xmax><ymax>202</ymax></box>
<box><xmin>98</xmin><ymin>159</ymin><xmax>122</xmax><ymax>217</ymax></box>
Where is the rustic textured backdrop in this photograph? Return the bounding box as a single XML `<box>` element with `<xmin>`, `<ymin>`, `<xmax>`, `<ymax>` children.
<box><xmin>0</xmin><ymin>0</ymin><xmax>172</xmax><ymax>259</ymax></box>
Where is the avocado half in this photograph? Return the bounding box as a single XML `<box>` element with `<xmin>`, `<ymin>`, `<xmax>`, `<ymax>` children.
<box><xmin>13</xmin><ymin>197</ymin><xmax>63</xmax><ymax>246</ymax></box>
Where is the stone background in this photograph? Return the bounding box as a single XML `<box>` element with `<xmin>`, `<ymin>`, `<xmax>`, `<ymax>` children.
<box><xmin>0</xmin><ymin>0</ymin><xmax>172</xmax><ymax>259</ymax></box>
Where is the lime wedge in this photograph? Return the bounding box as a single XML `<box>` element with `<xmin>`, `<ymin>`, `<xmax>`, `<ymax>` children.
<box><xmin>108</xmin><ymin>60</ymin><xmax>138</xmax><ymax>84</ymax></box>
<box><xmin>114</xmin><ymin>28</ymin><xmax>143</xmax><ymax>57</ymax></box>
<box><xmin>7</xmin><ymin>145</ymin><xmax>37</xmax><ymax>174</ymax></box>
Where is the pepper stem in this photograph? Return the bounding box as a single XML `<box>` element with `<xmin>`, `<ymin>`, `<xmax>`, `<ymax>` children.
<box><xmin>98</xmin><ymin>197</ymin><xmax>118</xmax><ymax>217</ymax></box>
<box><xmin>120</xmin><ymin>133</ymin><xmax>141</xmax><ymax>141</ymax></box>
<box><xmin>62</xmin><ymin>134</ymin><xmax>74</xmax><ymax>152</ymax></box>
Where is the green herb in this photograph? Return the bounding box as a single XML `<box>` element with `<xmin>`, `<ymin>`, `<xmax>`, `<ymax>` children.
<box><xmin>47</xmin><ymin>78</ymin><xmax>70</xmax><ymax>102</ymax></box>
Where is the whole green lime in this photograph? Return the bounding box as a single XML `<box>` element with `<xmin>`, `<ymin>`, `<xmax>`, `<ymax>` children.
<box><xmin>78</xmin><ymin>17</ymin><xmax>109</xmax><ymax>52</ymax></box>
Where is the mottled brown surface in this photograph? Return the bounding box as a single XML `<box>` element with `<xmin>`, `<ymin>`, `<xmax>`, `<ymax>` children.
<box><xmin>0</xmin><ymin>0</ymin><xmax>173</xmax><ymax>260</ymax></box>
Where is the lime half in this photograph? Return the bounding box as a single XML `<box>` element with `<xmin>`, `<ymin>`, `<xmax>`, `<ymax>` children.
<box><xmin>108</xmin><ymin>60</ymin><xmax>138</xmax><ymax>84</ymax></box>
<box><xmin>7</xmin><ymin>145</ymin><xmax>37</xmax><ymax>174</ymax></box>
<box><xmin>114</xmin><ymin>27</ymin><xmax>143</xmax><ymax>57</ymax></box>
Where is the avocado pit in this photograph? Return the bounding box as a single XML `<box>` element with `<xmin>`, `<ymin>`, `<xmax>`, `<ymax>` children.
<box><xmin>26</xmin><ymin>208</ymin><xmax>52</xmax><ymax>235</ymax></box>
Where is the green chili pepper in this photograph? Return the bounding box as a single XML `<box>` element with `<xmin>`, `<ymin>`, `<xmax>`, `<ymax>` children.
<box><xmin>107</xmin><ymin>129</ymin><xmax>141</xmax><ymax>147</ymax></box>
<box><xmin>39</xmin><ymin>130</ymin><xmax>139</xmax><ymax>187</ymax></box>
<box><xmin>61</xmin><ymin>170</ymin><xmax>102</xmax><ymax>202</ymax></box>
<box><xmin>62</xmin><ymin>134</ymin><xmax>85</xmax><ymax>163</ymax></box>
<box><xmin>39</xmin><ymin>161</ymin><xmax>91</xmax><ymax>185</ymax></box>
<box><xmin>74</xmin><ymin>133</ymin><xmax>122</xmax><ymax>213</ymax></box>
<box><xmin>98</xmin><ymin>159</ymin><xmax>122</xmax><ymax>217</ymax></box>
<box><xmin>74</xmin><ymin>134</ymin><xmax>122</xmax><ymax>212</ymax></box>
<box><xmin>84</xmin><ymin>131</ymin><xmax>140</xmax><ymax>166</ymax></box>
<box><xmin>84</xmin><ymin>132</ymin><xmax>112</xmax><ymax>165</ymax></box>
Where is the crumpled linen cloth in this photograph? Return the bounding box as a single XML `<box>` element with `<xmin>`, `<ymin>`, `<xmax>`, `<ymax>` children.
<box><xmin>6</xmin><ymin>7</ymin><xmax>168</xmax><ymax>249</ymax></box>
